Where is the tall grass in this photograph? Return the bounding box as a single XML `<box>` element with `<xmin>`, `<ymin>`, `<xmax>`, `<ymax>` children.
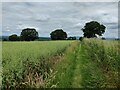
<box><xmin>2</xmin><ymin>41</ymin><xmax>72</xmax><ymax>89</ymax></box>
<box><xmin>49</xmin><ymin>41</ymin><xmax>79</xmax><ymax>88</ymax></box>
<box><xmin>2</xmin><ymin>39</ymin><xmax>119</xmax><ymax>88</ymax></box>
<box><xmin>80</xmin><ymin>38</ymin><xmax>119</xmax><ymax>88</ymax></box>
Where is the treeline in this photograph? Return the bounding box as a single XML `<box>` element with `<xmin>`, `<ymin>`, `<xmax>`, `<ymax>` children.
<box><xmin>3</xmin><ymin>21</ymin><xmax>108</xmax><ymax>41</ymax></box>
<box><xmin>3</xmin><ymin>28</ymin><xmax>80</xmax><ymax>41</ymax></box>
<box><xmin>3</xmin><ymin>28</ymin><xmax>82</xmax><ymax>41</ymax></box>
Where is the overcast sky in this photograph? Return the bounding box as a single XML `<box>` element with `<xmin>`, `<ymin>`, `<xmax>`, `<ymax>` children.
<box><xmin>2</xmin><ymin>1</ymin><xmax>119</xmax><ymax>38</ymax></box>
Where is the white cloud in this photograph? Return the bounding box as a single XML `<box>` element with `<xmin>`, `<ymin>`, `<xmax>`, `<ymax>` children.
<box><xmin>73</xmin><ymin>23</ymin><xmax>83</xmax><ymax>28</ymax></box>
<box><xmin>17</xmin><ymin>24</ymin><xmax>40</xmax><ymax>31</ymax></box>
<box><xmin>2</xmin><ymin>2</ymin><xmax>118</xmax><ymax>38</ymax></box>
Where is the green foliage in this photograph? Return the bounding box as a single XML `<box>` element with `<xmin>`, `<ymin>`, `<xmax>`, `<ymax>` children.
<box><xmin>2</xmin><ymin>39</ymin><xmax>8</xmax><ymax>41</ymax></box>
<box><xmin>80</xmin><ymin>39</ymin><xmax>119</xmax><ymax>88</ymax></box>
<box><xmin>82</xmin><ymin>21</ymin><xmax>106</xmax><ymax>38</ymax></box>
<box><xmin>20</xmin><ymin>28</ymin><xmax>38</xmax><ymax>41</ymax></box>
<box><xmin>101</xmin><ymin>37</ymin><xmax>106</xmax><ymax>40</ymax></box>
<box><xmin>50</xmin><ymin>29</ymin><xmax>67</xmax><ymax>40</ymax></box>
<box><xmin>67</xmin><ymin>36</ymin><xmax>76</xmax><ymax>40</ymax></box>
<box><xmin>79</xmin><ymin>37</ymin><xmax>83</xmax><ymax>41</ymax></box>
<box><xmin>9</xmin><ymin>34</ymin><xmax>19</xmax><ymax>41</ymax></box>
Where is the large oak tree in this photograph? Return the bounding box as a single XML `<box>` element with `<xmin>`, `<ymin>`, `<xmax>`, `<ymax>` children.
<box><xmin>82</xmin><ymin>21</ymin><xmax>106</xmax><ymax>38</ymax></box>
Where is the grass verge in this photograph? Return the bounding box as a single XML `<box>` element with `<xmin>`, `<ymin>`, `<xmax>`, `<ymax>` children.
<box><xmin>49</xmin><ymin>41</ymin><xmax>80</xmax><ymax>88</ymax></box>
<box><xmin>79</xmin><ymin>39</ymin><xmax>119</xmax><ymax>88</ymax></box>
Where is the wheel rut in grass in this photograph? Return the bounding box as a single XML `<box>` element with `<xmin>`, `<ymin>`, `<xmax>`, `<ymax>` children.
<box><xmin>71</xmin><ymin>43</ymin><xmax>82</xmax><ymax>88</ymax></box>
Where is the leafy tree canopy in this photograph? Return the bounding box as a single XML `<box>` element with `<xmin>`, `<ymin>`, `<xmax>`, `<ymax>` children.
<box><xmin>20</xmin><ymin>28</ymin><xmax>38</xmax><ymax>41</ymax></box>
<box><xmin>9</xmin><ymin>34</ymin><xmax>19</xmax><ymax>41</ymax></box>
<box><xmin>50</xmin><ymin>29</ymin><xmax>67</xmax><ymax>40</ymax></box>
<box><xmin>82</xmin><ymin>21</ymin><xmax>106</xmax><ymax>38</ymax></box>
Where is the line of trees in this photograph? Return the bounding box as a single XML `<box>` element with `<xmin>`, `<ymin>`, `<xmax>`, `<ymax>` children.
<box><xmin>8</xmin><ymin>28</ymin><xmax>38</xmax><ymax>41</ymax></box>
<box><xmin>7</xmin><ymin>21</ymin><xmax>106</xmax><ymax>41</ymax></box>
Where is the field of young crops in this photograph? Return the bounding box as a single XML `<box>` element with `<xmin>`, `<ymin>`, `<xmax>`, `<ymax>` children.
<box><xmin>2</xmin><ymin>41</ymin><xmax>73</xmax><ymax>88</ymax></box>
<box><xmin>1</xmin><ymin>39</ymin><xmax>119</xmax><ymax>89</ymax></box>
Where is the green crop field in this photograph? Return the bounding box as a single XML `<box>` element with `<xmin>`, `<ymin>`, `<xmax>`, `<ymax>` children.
<box><xmin>1</xmin><ymin>39</ymin><xmax>119</xmax><ymax>89</ymax></box>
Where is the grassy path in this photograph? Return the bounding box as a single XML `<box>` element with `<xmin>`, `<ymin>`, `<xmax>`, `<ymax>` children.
<box><xmin>50</xmin><ymin>41</ymin><xmax>80</xmax><ymax>88</ymax></box>
<box><xmin>73</xmin><ymin>41</ymin><xmax>106</xmax><ymax>88</ymax></box>
<box><xmin>72</xmin><ymin>44</ymin><xmax>82</xmax><ymax>88</ymax></box>
<box><xmin>72</xmin><ymin>41</ymin><xmax>105</xmax><ymax>88</ymax></box>
<box><xmin>50</xmin><ymin>40</ymin><xmax>119</xmax><ymax>88</ymax></box>
<box><xmin>51</xmin><ymin>41</ymin><xmax>106</xmax><ymax>88</ymax></box>
<box><xmin>51</xmin><ymin>41</ymin><xmax>84</xmax><ymax>88</ymax></box>
<box><xmin>51</xmin><ymin>41</ymin><xmax>85</xmax><ymax>88</ymax></box>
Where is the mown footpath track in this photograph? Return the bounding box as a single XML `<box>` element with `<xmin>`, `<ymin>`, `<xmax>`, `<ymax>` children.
<box><xmin>49</xmin><ymin>41</ymin><xmax>80</xmax><ymax>88</ymax></box>
<box><xmin>51</xmin><ymin>39</ymin><xmax>119</xmax><ymax>88</ymax></box>
<box><xmin>72</xmin><ymin>44</ymin><xmax>82</xmax><ymax>88</ymax></box>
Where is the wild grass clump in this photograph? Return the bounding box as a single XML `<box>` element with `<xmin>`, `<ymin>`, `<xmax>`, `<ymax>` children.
<box><xmin>49</xmin><ymin>41</ymin><xmax>79</xmax><ymax>88</ymax></box>
<box><xmin>81</xmin><ymin>38</ymin><xmax>119</xmax><ymax>88</ymax></box>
